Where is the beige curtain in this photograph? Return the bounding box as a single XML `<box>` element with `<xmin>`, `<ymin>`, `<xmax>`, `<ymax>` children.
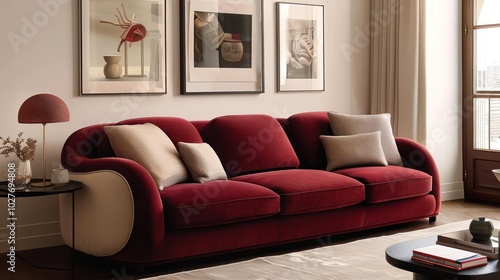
<box><xmin>370</xmin><ymin>0</ymin><xmax>426</xmax><ymax>143</ymax></box>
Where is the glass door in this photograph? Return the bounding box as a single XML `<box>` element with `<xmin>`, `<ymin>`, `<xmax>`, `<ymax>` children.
<box><xmin>463</xmin><ymin>0</ymin><xmax>500</xmax><ymax>202</ymax></box>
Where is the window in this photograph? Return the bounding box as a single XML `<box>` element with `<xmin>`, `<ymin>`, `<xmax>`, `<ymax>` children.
<box><xmin>473</xmin><ymin>0</ymin><xmax>500</xmax><ymax>150</ymax></box>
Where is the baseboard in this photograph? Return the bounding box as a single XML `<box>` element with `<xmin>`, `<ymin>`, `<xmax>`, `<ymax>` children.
<box><xmin>440</xmin><ymin>181</ymin><xmax>464</xmax><ymax>201</ymax></box>
<box><xmin>0</xmin><ymin>221</ymin><xmax>64</xmax><ymax>253</ymax></box>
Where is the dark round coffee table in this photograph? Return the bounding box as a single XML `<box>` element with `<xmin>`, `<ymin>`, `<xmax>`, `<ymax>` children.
<box><xmin>386</xmin><ymin>236</ymin><xmax>499</xmax><ymax>280</ymax></box>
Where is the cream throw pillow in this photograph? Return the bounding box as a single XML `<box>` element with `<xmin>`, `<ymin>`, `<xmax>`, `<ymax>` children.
<box><xmin>327</xmin><ymin>112</ymin><xmax>403</xmax><ymax>166</ymax></box>
<box><xmin>103</xmin><ymin>123</ymin><xmax>189</xmax><ymax>190</ymax></box>
<box><xmin>178</xmin><ymin>142</ymin><xmax>227</xmax><ymax>183</ymax></box>
<box><xmin>320</xmin><ymin>131</ymin><xmax>388</xmax><ymax>171</ymax></box>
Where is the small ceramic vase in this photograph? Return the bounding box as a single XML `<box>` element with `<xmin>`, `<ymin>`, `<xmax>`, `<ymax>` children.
<box><xmin>103</xmin><ymin>55</ymin><xmax>122</xmax><ymax>79</ymax></box>
<box><xmin>469</xmin><ymin>217</ymin><xmax>494</xmax><ymax>241</ymax></box>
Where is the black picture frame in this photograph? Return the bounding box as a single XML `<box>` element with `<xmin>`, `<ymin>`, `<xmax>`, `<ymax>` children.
<box><xmin>180</xmin><ymin>0</ymin><xmax>264</xmax><ymax>94</ymax></box>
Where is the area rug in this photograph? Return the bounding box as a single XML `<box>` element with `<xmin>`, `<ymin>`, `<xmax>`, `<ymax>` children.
<box><xmin>145</xmin><ymin>220</ymin><xmax>498</xmax><ymax>280</ymax></box>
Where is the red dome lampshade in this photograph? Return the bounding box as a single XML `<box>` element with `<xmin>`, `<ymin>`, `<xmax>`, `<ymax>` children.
<box><xmin>17</xmin><ymin>93</ymin><xmax>69</xmax><ymax>187</ymax></box>
<box><xmin>18</xmin><ymin>93</ymin><xmax>70</xmax><ymax>124</ymax></box>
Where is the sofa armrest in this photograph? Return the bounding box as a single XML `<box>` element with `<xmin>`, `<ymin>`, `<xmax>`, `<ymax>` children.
<box><xmin>60</xmin><ymin>170</ymin><xmax>133</xmax><ymax>256</ymax></box>
<box><xmin>395</xmin><ymin>137</ymin><xmax>441</xmax><ymax>214</ymax></box>
<box><xmin>61</xmin><ymin>156</ymin><xmax>165</xmax><ymax>261</ymax></box>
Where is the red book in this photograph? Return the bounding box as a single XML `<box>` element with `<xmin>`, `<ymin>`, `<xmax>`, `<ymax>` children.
<box><xmin>412</xmin><ymin>244</ymin><xmax>487</xmax><ymax>271</ymax></box>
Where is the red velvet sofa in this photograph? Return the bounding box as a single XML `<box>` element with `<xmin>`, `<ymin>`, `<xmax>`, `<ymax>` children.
<box><xmin>59</xmin><ymin>111</ymin><xmax>440</xmax><ymax>269</ymax></box>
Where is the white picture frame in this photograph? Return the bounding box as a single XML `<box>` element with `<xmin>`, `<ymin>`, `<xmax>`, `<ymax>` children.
<box><xmin>277</xmin><ymin>2</ymin><xmax>324</xmax><ymax>92</ymax></box>
<box><xmin>80</xmin><ymin>0</ymin><xmax>166</xmax><ymax>95</ymax></box>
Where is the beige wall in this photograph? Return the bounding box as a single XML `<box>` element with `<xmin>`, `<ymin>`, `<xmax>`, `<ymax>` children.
<box><xmin>0</xmin><ymin>0</ymin><xmax>462</xmax><ymax>253</ymax></box>
<box><xmin>0</xmin><ymin>0</ymin><xmax>370</xmax><ymax>251</ymax></box>
<box><xmin>425</xmin><ymin>0</ymin><xmax>464</xmax><ymax>200</ymax></box>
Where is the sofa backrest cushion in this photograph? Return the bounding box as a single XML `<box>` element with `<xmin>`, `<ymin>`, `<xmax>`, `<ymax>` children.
<box><xmin>201</xmin><ymin>114</ymin><xmax>300</xmax><ymax>176</ymax></box>
<box><xmin>118</xmin><ymin>117</ymin><xmax>203</xmax><ymax>146</ymax></box>
<box><xmin>284</xmin><ymin>111</ymin><xmax>332</xmax><ymax>169</ymax></box>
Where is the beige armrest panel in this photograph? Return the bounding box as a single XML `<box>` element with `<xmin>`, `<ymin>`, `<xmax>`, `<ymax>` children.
<box><xmin>59</xmin><ymin>171</ymin><xmax>134</xmax><ymax>257</ymax></box>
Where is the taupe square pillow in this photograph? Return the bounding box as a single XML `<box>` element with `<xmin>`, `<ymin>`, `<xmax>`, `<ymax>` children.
<box><xmin>327</xmin><ymin>112</ymin><xmax>403</xmax><ymax>166</ymax></box>
<box><xmin>178</xmin><ymin>142</ymin><xmax>227</xmax><ymax>183</ymax></box>
<box><xmin>103</xmin><ymin>123</ymin><xmax>189</xmax><ymax>190</ymax></box>
<box><xmin>320</xmin><ymin>131</ymin><xmax>388</xmax><ymax>171</ymax></box>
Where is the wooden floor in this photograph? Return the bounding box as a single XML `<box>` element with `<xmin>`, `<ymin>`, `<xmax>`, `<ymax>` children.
<box><xmin>1</xmin><ymin>199</ymin><xmax>499</xmax><ymax>280</ymax></box>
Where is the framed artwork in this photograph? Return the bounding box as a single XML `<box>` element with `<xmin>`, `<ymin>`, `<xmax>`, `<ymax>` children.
<box><xmin>277</xmin><ymin>2</ymin><xmax>324</xmax><ymax>92</ymax></box>
<box><xmin>180</xmin><ymin>0</ymin><xmax>264</xmax><ymax>94</ymax></box>
<box><xmin>79</xmin><ymin>0</ymin><xmax>166</xmax><ymax>95</ymax></box>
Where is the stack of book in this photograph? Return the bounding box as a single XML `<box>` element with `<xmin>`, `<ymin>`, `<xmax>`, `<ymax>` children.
<box><xmin>436</xmin><ymin>229</ymin><xmax>499</xmax><ymax>259</ymax></box>
<box><xmin>412</xmin><ymin>244</ymin><xmax>488</xmax><ymax>270</ymax></box>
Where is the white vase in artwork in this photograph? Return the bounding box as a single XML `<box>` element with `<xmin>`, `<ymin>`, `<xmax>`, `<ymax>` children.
<box><xmin>103</xmin><ymin>55</ymin><xmax>122</xmax><ymax>79</ymax></box>
<box><xmin>220</xmin><ymin>39</ymin><xmax>244</xmax><ymax>62</ymax></box>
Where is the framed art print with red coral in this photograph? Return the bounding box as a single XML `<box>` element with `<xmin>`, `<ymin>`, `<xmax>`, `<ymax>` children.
<box><xmin>79</xmin><ymin>0</ymin><xmax>166</xmax><ymax>95</ymax></box>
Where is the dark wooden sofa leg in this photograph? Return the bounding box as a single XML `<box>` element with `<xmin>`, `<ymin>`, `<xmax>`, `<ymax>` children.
<box><xmin>429</xmin><ymin>216</ymin><xmax>437</xmax><ymax>223</ymax></box>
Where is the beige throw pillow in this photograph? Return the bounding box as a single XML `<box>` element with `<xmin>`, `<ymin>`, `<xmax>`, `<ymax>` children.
<box><xmin>327</xmin><ymin>112</ymin><xmax>403</xmax><ymax>166</ymax></box>
<box><xmin>320</xmin><ymin>131</ymin><xmax>388</xmax><ymax>171</ymax></box>
<box><xmin>103</xmin><ymin>123</ymin><xmax>189</xmax><ymax>190</ymax></box>
<box><xmin>178</xmin><ymin>142</ymin><xmax>227</xmax><ymax>183</ymax></box>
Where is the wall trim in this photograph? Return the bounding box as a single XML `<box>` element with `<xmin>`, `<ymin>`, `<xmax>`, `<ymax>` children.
<box><xmin>0</xmin><ymin>221</ymin><xmax>63</xmax><ymax>253</ymax></box>
<box><xmin>440</xmin><ymin>181</ymin><xmax>464</xmax><ymax>201</ymax></box>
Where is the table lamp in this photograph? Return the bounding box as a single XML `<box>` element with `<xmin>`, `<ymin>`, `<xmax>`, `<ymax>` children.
<box><xmin>18</xmin><ymin>93</ymin><xmax>70</xmax><ymax>187</ymax></box>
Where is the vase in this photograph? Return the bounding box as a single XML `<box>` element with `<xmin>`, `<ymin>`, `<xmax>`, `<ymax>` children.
<box><xmin>469</xmin><ymin>217</ymin><xmax>494</xmax><ymax>241</ymax></box>
<box><xmin>220</xmin><ymin>39</ymin><xmax>244</xmax><ymax>62</ymax></box>
<box><xmin>103</xmin><ymin>55</ymin><xmax>122</xmax><ymax>79</ymax></box>
<box><xmin>15</xmin><ymin>160</ymin><xmax>32</xmax><ymax>190</ymax></box>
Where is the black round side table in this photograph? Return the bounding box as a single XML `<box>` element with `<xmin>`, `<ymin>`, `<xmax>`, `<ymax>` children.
<box><xmin>0</xmin><ymin>179</ymin><xmax>82</xmax><ymax>276</ymax></box>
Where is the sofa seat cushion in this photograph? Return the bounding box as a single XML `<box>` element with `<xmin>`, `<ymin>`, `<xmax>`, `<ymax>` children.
<box><xmin>233</xmin><ymin>169</ymin><xmax>365</xmax><ymax>215</ymax></box>
<box><xmin>335</xmin><ymin>166</ymin><xmax>432</xmax><ymax>203</ymax></box>
<box><xmin>161</xmin><ymin>180</ymin><xmax>280</xmax><ymax>229</ymax></box>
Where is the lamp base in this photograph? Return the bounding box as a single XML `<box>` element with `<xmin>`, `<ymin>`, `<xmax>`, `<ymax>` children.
<box><xmin>31</xmin><ymin>181</ymin><xmax>52</xmax><ymax>187</ymax></box>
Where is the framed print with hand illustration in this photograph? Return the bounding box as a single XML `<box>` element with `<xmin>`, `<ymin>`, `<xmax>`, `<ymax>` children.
<box><xmin>277</xmin><ymin>2</ymin><xmax>324</xmax><ymax>92</ymax></box>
